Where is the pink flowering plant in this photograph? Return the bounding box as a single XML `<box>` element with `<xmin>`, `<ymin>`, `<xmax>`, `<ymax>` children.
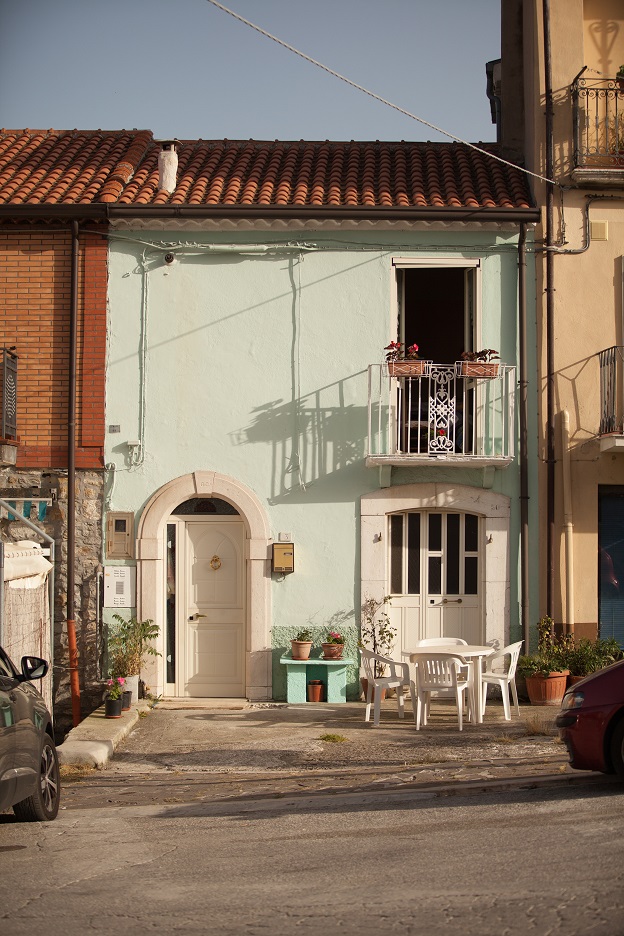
<box><xmin>325</xmin><ymin>630</ymin><xmax>344</xmax><ymax>645</ymax></box>
<box><xmin>384</xmin><ymin>340</ymin><xmax>421</xmax><ymax>363</ymax></box>
<box><xmin>106</xmin><ymin>676</ymin><xmax>125</xmax><ymax>700</ymax></box>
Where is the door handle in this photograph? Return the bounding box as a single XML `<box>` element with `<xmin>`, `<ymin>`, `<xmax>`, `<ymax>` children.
<box><xmin>442</xmin><ymin>598</ymin><xmax>463</xmax><ymax>604</ymax></box>
<box><xmin>188</xmin><ymin>613</ymin><xmax>207</xmax><ymax>621</ymax></box>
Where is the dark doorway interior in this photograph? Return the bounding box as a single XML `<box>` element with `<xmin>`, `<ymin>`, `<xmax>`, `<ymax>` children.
<box><xmin>403</xmin><ymin>268</ymin><xmax>466</xmax><ymax>364</ymax></box>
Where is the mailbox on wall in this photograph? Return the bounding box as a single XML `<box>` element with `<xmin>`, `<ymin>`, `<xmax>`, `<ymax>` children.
<box><xmin>272</xmin><ymin>542</ymin><xmax>295</xmax><ymax>574</ymax></box>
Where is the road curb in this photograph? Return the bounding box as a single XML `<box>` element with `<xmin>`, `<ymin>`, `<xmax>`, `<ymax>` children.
<box><xmin>57</xmin><ymin>703</ymin><xmax>150</xmax><ymax>768</ymax></box>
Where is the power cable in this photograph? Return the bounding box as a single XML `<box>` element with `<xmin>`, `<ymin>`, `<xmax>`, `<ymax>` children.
<box><xmin>204</xmin><ymin>0</ymin><xmax>561</xmax><ymax>189</ymax></box>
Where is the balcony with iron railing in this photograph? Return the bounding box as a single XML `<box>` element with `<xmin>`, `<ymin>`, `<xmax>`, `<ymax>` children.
<box><xmin>572</xmin><ymin>70</ymin><xmax>624</xmax><ymax>175</ymax></box>
<box><xmin>366</xmin><ymin>363</ymin><xmax>516</xmax><ymax>467</ymax></box>
<box><xmin>599</xmin><ymin>346</ymin><xmax>624</xmax><ymax>451</ymax></box>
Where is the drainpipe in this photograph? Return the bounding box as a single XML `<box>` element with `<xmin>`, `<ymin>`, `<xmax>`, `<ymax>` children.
<box><xmin>561</xmin><ymin>411</ymin><xmax>574</xmax><ymax>636</ymax></box>
<box><xmin>518</xmin><ymin>224</ymin><xmax>530</xmax><ymax>648</ymax></box>
<box><xmin>543</xmin><ymin>0</ymin><xmax>556</xmax><ymax>621</ymax></box>
<box><xmin>67</xmin><ymin>220</ymin><xmax>81</xmax><ymax>726</ymax></box>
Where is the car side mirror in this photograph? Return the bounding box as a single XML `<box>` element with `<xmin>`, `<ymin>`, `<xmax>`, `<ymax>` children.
<box><xmin>20</xmin><ymin>656</ymin><xmax>48</xmax><ymax>681</ymax></box>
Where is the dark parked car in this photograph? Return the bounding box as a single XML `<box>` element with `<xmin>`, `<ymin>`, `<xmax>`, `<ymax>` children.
<box><xmin>556</xmin><ymin>658</ymin><xmax>624</xmax><ymax>776</ymax></box>
<box><xmin>0</xmin><ymin>644</ymin><xmax>60</xmax><ymax>820</ymax></box>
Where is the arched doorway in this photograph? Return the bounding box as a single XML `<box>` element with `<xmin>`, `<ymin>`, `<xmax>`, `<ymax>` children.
<box><xmin>136</xmin><ymin>471</ymin><xmax>272</xmax><ymax>700</ymax></box>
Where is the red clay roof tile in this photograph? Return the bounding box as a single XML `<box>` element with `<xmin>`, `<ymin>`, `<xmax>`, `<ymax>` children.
<box><xmin>0</xmin><ymin>130</ymin><xmax>535</xmax><ymax>213</ymax></box>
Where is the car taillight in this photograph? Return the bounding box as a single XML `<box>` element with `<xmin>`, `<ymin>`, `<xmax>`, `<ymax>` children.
<box><xmin>560</xmin><ymin>691</ymin><xmax>584</xmax><ymax>710</ymax></box>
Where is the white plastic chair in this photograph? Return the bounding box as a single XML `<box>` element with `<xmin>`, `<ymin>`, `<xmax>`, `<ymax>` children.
<box><xmin>481</xmin><ymin>641</ymin><xmax>523</xmax><ymax>720</ymax></box>
<box><xmin>414</xmin><ymin>653</ymin><xmax>472</xmax><ymax>731</ymax></box>
<box><xmin>361</xmin><ymin>648</ymin><xmax>417</xmax><ymax>728</ymax></box>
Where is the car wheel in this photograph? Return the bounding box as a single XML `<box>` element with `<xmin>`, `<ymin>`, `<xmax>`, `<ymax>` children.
<box><xmin>13</xmin><ymin>734</ymin><xmax>60</xmax><ymax>821</ymax></box>
<box><xmin>610</xmin><ymin>717</ymin><xmax>624</xmax><ymax>779</ymax></box>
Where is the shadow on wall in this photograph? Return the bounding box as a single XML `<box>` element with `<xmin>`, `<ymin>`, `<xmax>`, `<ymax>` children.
<box><xmin>230</xmin><ymin>374</ymin><xmax>369</xmax><ymax>504</ymax></box>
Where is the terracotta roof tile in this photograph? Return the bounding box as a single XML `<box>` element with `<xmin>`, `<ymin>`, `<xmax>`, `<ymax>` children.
<box><xmin>0</xmin><ymin>130</ymin><xmax>535</xmax><ymax>213</ymax></box>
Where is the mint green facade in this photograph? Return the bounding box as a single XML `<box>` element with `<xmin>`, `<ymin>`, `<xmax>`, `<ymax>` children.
<box><xmin>104</xmin><ymin>226</ymin><xmax>537</xmax><ymax>701</ymax></box>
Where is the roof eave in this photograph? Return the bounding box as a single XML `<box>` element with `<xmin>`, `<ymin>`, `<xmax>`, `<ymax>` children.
<box><xmin>0</xmin><ymin>203</ymin><xmax>540</xmax><ymax>224</ymax></box>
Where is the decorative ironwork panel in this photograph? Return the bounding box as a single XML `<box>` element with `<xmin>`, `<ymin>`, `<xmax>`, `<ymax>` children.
<box><xmin>1</xmin><ymin>348</ymin><xmax>17</xmax><ymax>440</ymax></box>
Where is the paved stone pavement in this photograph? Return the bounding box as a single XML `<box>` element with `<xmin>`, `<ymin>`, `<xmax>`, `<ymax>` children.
<box><xmin>58</xmin><ymin>697</ymin><xmax>616</xmax><ymax>809</ymax></box>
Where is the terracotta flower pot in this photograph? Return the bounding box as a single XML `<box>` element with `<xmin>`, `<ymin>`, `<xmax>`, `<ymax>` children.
<box><xmin>307</xmin><ymin>680</ymin><xmax>324</xmax><ymax>702</ymax></box>
<box><xmin>322</xmin><ymin>642</ymin><xmax>344</xmax><ymax>660</ymax></box>
<box><xmin>291</xmin><ymin>640</ymin><xmax>313</xmax><ymax>660</ymax></box>
<box><xmin>360</xmin><ymin>678</ymin><xmax>387</xmax><ymax>702</ymax></box>
<box><xmin>525</xmin><ymin>671</ymin><xmax>569</xmax><ymax>706</ymax></box>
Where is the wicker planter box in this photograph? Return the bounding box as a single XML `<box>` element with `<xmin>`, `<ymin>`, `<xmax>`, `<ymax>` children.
<box><xmin>387</xmin><ymin>360</ymin><xmax>432</xmax><ymax>377</ymax></box>
<box><xmin>455</xmin><ymin>361</ymin><xmax>500</xmax><ymax>378</ymax></box>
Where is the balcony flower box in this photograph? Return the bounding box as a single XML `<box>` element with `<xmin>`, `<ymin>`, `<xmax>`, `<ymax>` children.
<box><xmin>387</xmin><ymin>359</ymin><xmax>432</xmax><ymax>377</ymax></box>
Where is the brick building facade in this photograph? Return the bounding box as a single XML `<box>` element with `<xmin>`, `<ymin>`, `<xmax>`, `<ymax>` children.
<box><xmin>0</xmin><ymin>223</ymin><xmax>108</xmax><ymax>730</ymax></box>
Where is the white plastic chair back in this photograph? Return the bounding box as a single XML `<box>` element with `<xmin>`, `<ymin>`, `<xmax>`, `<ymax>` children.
<box><xmin>416</xmin><ymin>653</ymin><xmax>465</xmax><ymax>690</ymax></box>
<box><xmin>415</xmin><ymin>637</ymin><xmax>468</xmax><ymax>647</ymax></box>
<box><xmin>414</xmin><ymin>653</ymin><xmax>470</xmax><ymax>731</ymax></box>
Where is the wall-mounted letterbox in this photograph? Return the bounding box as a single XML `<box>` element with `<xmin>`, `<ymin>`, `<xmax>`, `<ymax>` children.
<box><xmin>272</xmin><ymin>542</ymin><xmax>294</xmax><ymax>574</ymax></box>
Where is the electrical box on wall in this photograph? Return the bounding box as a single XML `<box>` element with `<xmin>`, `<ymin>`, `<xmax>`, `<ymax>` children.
<box><xmin>272</xmin><ymin>542</ymin><xmax>294</xmax><ymax>574</ymax></box>
<box><xmin>106</xmin><ymin>512</ymin><xmax>135</xmax><ymax>559</ymax></box>
<box><xmin>103</xmin><ymin>566</ymin><xmax>136</xmax><ymax>608</ymax></box>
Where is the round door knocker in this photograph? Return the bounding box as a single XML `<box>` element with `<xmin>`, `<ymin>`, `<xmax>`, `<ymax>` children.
<box><xmin>210</xmin><ymin>555</ymin><xmax>222</xmax><ymax>571</ymax></box>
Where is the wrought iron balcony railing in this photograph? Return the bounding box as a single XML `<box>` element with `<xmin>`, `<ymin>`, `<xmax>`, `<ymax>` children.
<box><xmin>367</xmin><ymin>363</ymin><xmax>516</xmax><ymax>467</ymax></box>
<box><xmin>573</xmin><ymin>71</ymin><xmax>624</xmax><ymax>170</ymax></box>
<box><xmin>599</xmin><ymin>346</ymin><xmax>624</xmax><ymax>441</ymax></box>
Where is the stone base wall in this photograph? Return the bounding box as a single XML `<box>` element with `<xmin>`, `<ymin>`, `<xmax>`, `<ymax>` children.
<box><xmin>0</xmin><ymin>467</ymin><xmax>105</xmax><ymax>736</ymax></box>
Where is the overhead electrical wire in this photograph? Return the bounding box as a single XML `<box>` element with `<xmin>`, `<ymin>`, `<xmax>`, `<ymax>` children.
<box><xmin>204</xmin><ymin>0</ymin><xmax>561</xmax><ymax>189</ymax></box>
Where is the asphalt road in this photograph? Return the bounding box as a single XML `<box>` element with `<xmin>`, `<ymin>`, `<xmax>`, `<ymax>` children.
<box><xmin>1</xmin><ymin>779</ymin><xmax>623</xmax><ymax>935</ymax></box>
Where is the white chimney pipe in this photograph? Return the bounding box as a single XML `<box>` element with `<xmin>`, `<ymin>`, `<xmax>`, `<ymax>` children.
<box><xmin>158</xmin><ymin>141</ymin><xmax>178</xmax><ymax>194</ymax></box>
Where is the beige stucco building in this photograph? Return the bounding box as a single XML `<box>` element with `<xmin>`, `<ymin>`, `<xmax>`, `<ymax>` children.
<box><xmin>500</xmin><ymin>0</ymin><xmax>624</xmax><ymax>644</ymax></box>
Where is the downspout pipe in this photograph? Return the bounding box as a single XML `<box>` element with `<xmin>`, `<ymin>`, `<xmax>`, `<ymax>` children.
<box><xmin>561</xmin><ymin>411</ymin><xmax>575</xmax><ymax>636</ymax></box>
<box><xmin>543</xmin><ymin>0</ymin><xmax>556</xmax><ymax>622</ymax></box>
<box><xmin>67</xmin><ymin>221</ymin><xmax>81</xmax><ymax>726</ymax></box>
<box><xmin>518</xmin><ymin>224</ymin><xmax>530</xmax><ymax>649</ymax></box>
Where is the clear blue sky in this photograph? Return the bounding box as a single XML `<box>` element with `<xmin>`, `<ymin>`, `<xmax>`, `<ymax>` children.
<box><xmin>0</xmin><ymin>0</ymin><xmax>501</xmax><ymax>143</ymax></box>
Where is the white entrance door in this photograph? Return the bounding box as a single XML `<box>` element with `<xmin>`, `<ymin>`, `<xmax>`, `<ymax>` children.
<box><xmin>388</xmin><ymin>511</ymin><xmax>482</xmax><ymax>653</ymax></box>
<box><xmin>181</xmin><ymin>519</ymin><xmax>245</xmax><ymax>697</ymax></box>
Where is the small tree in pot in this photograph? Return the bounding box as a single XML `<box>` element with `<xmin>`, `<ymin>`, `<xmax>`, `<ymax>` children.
<box><xmin>358</xmin><ymin>595</ymin><xmax>397</xmax><ymax>687</ymax></box>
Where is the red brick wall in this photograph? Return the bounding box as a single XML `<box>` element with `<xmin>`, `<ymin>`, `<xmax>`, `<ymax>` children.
<box><xmin>0</xmin><ymin>226</ymin><xmax>107</xmax><ymax>468</ymax></box>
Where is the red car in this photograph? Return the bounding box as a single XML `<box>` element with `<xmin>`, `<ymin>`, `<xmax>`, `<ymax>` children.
<box><xmin>556</xmin><ymin>659</ymin><xmax>624</xmax><ymax>776</ymax></box>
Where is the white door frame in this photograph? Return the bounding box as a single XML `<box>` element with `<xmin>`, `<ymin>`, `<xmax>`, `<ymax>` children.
<box><xmin>136</xmin><ymin>471</ymin><xmax>272</xmax><ymax>700</ymax></box>
<box><xmin>361</xmin><ymin>483</ymin><xmax>510</xmax><ymax>654</ymax></box>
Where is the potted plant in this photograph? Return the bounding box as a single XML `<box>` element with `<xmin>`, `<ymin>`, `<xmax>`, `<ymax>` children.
<box><xmin>616</xmin><ymin>64</ymin><xmax>624</xmax><ymax>90</ymax></box>
<box><xmin>291</xmin><ymin>629</ymin><xmax>313</xmax><ymax>660</ymax></box>
<box><xmin>321</xmin><ymin>630</ymin><xmax>345</xmax><ymax>660</ymax></box>
<box><xmin>456</xmin><ymin>348</ymin><xmax>500</xmax><ymax>378</ymax></box>
<box><xmin>358</xmin><ymin>595</ymin><xmax>397</xmax><ymax>699</ymax></box>
<box><xmin>104</xmin><ymin>676</ymin><xmax>125</xmax><ymax>718</ymax></box>
<box><xmin>384</xmin><ymin>340</ymin><xmax>431</xmax><ymax>377</ymax></box>
<box><xmin>108</xmin><ymin>613</ymin><xmax>161</xmax><ymax>701</ymax></box>
<box><xmin>517</xmin><ymin>616</ymin><xmax>571</xmax><ymax>705</ymax></box>
<box><xmin>567</xmin><ymin>637</ymin><xmax>623</xmax><ymax>685</ymax></box>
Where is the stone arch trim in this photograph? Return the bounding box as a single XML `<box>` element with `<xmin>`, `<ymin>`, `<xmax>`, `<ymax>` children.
<box><xmin>360</xmin><ymin>483</ymin><xmax>511</xmax><ymax>649</ymax></box>
<box><xmin>137</xmin><ymin>471</ymin><xmax>272</xmax><ymax>701</ymax></box>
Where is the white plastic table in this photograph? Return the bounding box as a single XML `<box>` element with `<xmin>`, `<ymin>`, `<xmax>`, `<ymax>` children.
<box><xmin>407</xmin><ymin>644</ymin><xmax>496</xmax><ymax>725</ymax></box>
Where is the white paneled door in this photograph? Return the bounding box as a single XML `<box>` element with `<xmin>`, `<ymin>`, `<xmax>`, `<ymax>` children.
<box><xmin>388</xmin><ymin>512</ymin><xmax>482</xmax><ymax>653</ymax></box>
<box><xmin>182</xmin><ymin>519</ymin><xmax>245</xmax><ymax>697</ymax></box>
